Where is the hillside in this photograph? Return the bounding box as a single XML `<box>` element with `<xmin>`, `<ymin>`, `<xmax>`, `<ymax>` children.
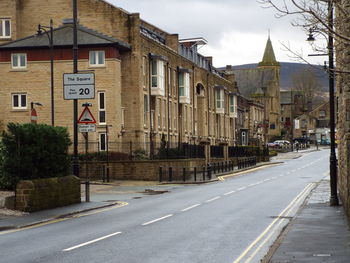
<box><xmin>227</xmin><ymin>62</ymin><xmax>329</xmax><ymax>91</ymax></box>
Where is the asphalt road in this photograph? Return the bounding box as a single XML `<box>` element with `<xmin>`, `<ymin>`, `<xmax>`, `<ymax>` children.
<box><xmin>0</xmin><ymin>149</ymin><xmax>329</xmax><ymax>263</ymax></box>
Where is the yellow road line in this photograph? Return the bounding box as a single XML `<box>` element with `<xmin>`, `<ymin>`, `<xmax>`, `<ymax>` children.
<box><xmin>218</xmin><ymin>163</ymin><xmax>281</xmax><ymax>181</ymax></box>
<box><xmin>232</xmin><ymin>183</ymin><xmax>314</xmax><ymax>263</ymax></box>
<box><xmin>0</xmin><ymin>201</ymin><xmax>128</xmax><ymax>236</ymax></box>
<box><xmin>243</xmin><ymin>184</ymin><xmax>313</xmax><ymax>263</ymax></box>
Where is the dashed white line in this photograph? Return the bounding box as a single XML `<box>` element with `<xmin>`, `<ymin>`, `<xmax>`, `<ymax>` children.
<box><xmin>224</xmin><ymin>190</ymin><xmax>236</xmax><ymax>196</ymax></box>
<box><xmin>142</xmin><ymin>214</ymin><xmax>174</xmax><ymax>226</ymax></box>
<box><xmin>63</xmin><ymin>231</ymin><xmax>122</xmax><ymax>251</ymax></box>
<box><xmin>181</xmin><ymin>204</ymin><xmax>201</xmax><ymax>212</ymax></box>
<box><xmin>205</xmin><ymin>196</ymin><xmax>221</xmax><ymax>203</ymax></box>
<box><xmin>237</xmin><ymin>187</ymin><xmax>247</xmax><ymax>191</ymax></box>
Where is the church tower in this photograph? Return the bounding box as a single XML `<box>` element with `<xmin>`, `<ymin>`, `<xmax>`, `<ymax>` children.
<box><xmin>257</xmin><ymin>35</ymin><xmax>281</xmax><ymax>140</ymax></box>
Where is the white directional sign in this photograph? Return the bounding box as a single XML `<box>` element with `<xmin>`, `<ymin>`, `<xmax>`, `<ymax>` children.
<box><xmin>63</xmin><ymin>73</ymin><xmax>95</xmax><ymax>100</ymax></box>
<box><xmin>79</xmin><ymin>124</ymin><xmax>96</xmax><ymax>133</ymax></box>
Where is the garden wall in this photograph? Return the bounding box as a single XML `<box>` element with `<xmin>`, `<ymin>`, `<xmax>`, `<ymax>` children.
<box><xmin>15</xmin><ymin>176</ymin><xmax>81</xmax><ymax>212</ymax></box>
<box><xmin>80</xmin><ymin>159</ymin><xmax>227</xmax><ymax>181</ymax></box>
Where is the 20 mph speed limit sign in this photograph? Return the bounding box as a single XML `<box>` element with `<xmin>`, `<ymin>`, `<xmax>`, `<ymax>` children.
<box><xmin>63</xmin><ymin>73</ymin><xmax>95</xmax><ymax>100</ymax></box>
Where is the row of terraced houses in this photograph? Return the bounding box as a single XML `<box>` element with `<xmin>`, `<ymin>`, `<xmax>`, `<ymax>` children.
<box><xmin>0</xmin><ymin>0</ymin><xmax>281</xmax><ymax>160</ymax></box>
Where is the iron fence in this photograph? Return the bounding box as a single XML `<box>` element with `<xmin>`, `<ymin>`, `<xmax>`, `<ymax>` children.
<box><xmin>75</xmin><ymin>141</ymin><xmax>206</xmax><ymax>161</ymax></box>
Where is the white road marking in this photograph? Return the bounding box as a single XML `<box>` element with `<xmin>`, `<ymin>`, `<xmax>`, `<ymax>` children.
<box><xmin>224</xmin><ymin>190</ymin><xmax>236</xmax><ymax>196</ymax></box>
<box><xmin>181</xmin><ymin>204</ymin><xmax>201</xmax><ymax>212</ymax></box>
<box><xmin>63</xmin><ymin>232</ymin><xmax>122</xmax><ymax>251</ymax></box>
<box><xmin>237</xmin><ymin>187</ymin><xmax>247</xmax><ymax>191</ymax></box>
<box><xmin>205</xmin><ymin>196</ymin><xmax>221</xmax><ymax>203</ymax></box>
<box><xmin>142</xmin><ymin>214</ymin><xmax>174</xmax><ymax>226</ymax></box>
<box><xmin>233</xmin><ymin>183</ymin><xmax>315</xmax><ymax>263</ymax></box>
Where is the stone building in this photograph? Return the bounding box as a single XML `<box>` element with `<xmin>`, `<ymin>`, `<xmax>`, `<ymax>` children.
<box><xmin>335</xmin><ymin>0</ymin><xmax>350</xmax><ymax>220</ymax></box>
<box><xmin>293</xmin><ymin>101</ymin><xmax>330</xmax><ymax>143</ymax></box>
<box><xmin>0</xmin><ymin>22</ymin><xmax>130</xmax><ymax>152</ymax></box>
<box><xmin>280</xmin><ymin>90</ymin><xmax>305</xmax><ymax>142</ymax></box>
<box><xmin>224</xmin><ymin>36</ymin><xmax>281</xmax><ymax>143</ymax></box>
<box><xmin>0</xmin><ymin>0</ymin><xmax>239</xmax><ymax>157</ymax></box>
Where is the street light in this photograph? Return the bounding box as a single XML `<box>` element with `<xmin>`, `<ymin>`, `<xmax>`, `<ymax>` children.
<box><xmin>307</xmin><ymin>1</ymin><xmax>339</xmax><ymax>206</ymax></box>
<box><xmin>37</xmin><ymin>19</ymin><xmax>54</xmax><ymax>126</ymax></box>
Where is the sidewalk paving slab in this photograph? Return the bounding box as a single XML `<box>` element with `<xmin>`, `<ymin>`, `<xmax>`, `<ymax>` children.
<box><xmin>264</xmin><ymin>179</ymin><xmax>350</xmax><ymax>263</ymax></box>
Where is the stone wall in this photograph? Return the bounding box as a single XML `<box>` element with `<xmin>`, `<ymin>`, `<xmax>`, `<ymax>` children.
<box><xmin>80</xmin><ymin>159</ymin><xmax>227</xmax><ymax>181</ymax></box>
<box><xmin>15</xmin><ymin>176</ymin><xmax>81</xmax><ymax>212</ymax></box>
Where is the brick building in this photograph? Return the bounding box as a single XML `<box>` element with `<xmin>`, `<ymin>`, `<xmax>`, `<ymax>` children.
<box><xmin>0</xmin><ymin>0</ymin><xmax>240</xmax><ymax>157</ymax></box>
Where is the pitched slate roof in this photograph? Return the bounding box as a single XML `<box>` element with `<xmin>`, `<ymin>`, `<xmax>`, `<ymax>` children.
<box><xmin>232</xmin><ymin>68</ymin><xmax>276</xmax><ymax>98</ymax></box>
<box><xmin>280</xmin><ymin>90</ymin><xmax>304</xmax><ymax>104</ymax></box>
<box><xmin>0</xmin><ymin>23</ymin><xmax>130</xmax><ymax>51</ymax></box>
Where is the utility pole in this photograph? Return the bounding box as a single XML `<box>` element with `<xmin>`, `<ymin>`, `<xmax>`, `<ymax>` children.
<box><xmin>72</xmin><ymin>0</ymin><xmax>79</xmax><ymax>177</ymax></box>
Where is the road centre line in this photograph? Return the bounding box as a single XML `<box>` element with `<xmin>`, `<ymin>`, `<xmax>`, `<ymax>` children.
<box><xmin>237</xmin><ymin>187</ymin><xmax>247</xmax><ymax>191</ymax></box>
<box><xmin>63</xmin><ymin>231</ymin><xmax>122</xmax><ymax>251</ymax></box>
<box><xmin>181</xmin><ymin>204</ymin><xmax>201</xmax><ymax>212</ymax></box>
<box><xmin>232</xmin><ymin>183</ymin><xmax>315</xmax><ymax>263</ymax></box>
<box><xmin>142</xmin><ymin>214</ymin><xmax>174</xmax><ymax>226</ymax></box>
<box><xmin>205</xmin><ymin>196</ymin><xmax>221</xmax><ymax>203</ymax></box>
<box><xmin>224</xmin><ymin>190</ymin><xmax>236</xmax><ymax>196</ymax></box>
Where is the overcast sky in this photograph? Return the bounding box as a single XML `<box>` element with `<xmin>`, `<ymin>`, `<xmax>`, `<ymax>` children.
<box><xmin>106</xmin><ymin>0</ymin><xmax>324</xmax><ymax>67</ymax></box>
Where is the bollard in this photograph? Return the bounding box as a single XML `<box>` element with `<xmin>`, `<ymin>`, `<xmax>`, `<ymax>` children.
<box><xmin>194</xmin><ymin>167</ymin><xmax>197</xmax><ymax>182</ymax></box>
<box><xmin>159</xmin><ymin>167</ymin><xmax>163</xmax><ymax>182</ymax></box>
<box><xmin>85</xmin><ymin>181</ymin><xmax>90</xmax><ymax>202</ymax></box>
<box><xmin>202</xmin><ymin>166</ymin><xmax>205</xmax><ymax>181</ymax></box>
<box><xmin>183</xmin><ymin>167</ymin><xmax>186</xmax><ymax>182</ymax></box>
<box><xmin>102</xmin><ymin>165</ymin><xmax>106</xmax><ymax>183</ymax></box>
<box><xmin>221</xmin><ymin>162</ymin><xmax>224</xmax><ymax>173</ymax></box>
<box><xmin>213</xmin><ymin>163</ymin><xmax>216</xmax><ymax>174</ymax></box>
<box><xmin>169</xmin><ymin>167</ymin><xmax>173</xmax><ymax>182</ymax></box>
<box><xmin>207</xmin><ymin>163</ymin><xmax>212</xmax><ymax>180</ymax></box>
<box><xmin>106</xmin><ymin>166</ymin><xmax>110</xmax><ymax>183</ymax></box>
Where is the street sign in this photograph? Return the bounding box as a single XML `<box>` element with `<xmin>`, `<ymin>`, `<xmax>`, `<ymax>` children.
<box><xmin>79</xmin><ymin>124</ymin><xmax>96</xmax><ymax>133</ymax></box>
<box><xmin>63</xmin><ymin>73</ymin><xmax>95</xmax><ymax>100</ymax></box>
<box><xmin>78</xmin><ymin>106</ymin><xmax>97</xmax><ymax>124</ymax></box>
<box><xmin>31</xmin><ymin>108</ymin><xmax>37</xmax><ymax>124</ymax></box>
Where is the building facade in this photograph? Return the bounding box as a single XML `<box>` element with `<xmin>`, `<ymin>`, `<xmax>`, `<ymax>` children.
<box><xmin>0</xmin><ymin>0</ymin><xmax>240</xmax><ymax>157</ymax></box>
<box><xmin>224</xmin><ymin>36</ymin><xmax>281</xmax><ymax>144</ymax></box>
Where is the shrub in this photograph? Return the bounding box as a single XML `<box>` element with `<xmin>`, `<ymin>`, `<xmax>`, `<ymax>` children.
<box><xmin>0</xmin><ymin>123</ymin><xmax>71</xmax><ymax>190</ymax></box>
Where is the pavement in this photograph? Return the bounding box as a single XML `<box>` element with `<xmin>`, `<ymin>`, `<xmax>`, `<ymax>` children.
<box><xmin>1</xmin><ymin>146</ymin><xmax>350</xmax><ymax>262</ymax></box>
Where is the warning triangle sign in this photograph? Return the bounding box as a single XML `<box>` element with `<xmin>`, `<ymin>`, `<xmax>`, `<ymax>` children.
<box><xmin>78</xmin><ymin>106</ymin><xmax>96</xmax><ymax>124</ymax></box>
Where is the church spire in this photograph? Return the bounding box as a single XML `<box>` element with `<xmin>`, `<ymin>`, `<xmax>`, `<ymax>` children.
<box><xmin>258</xmin><ymin>35</ymin><xmax>280</xmax><ymax>67</ymax></box>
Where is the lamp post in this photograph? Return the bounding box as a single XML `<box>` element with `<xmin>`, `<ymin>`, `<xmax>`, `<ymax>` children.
<box><xmin>307</xmin><ymin>1</ymin><xmax>339</xmax><ymax>206</ymax></box>
<box><xmin>37</xmin><ymin>19</ymin><xmax>54</xmax><ymax>126</ymax></box>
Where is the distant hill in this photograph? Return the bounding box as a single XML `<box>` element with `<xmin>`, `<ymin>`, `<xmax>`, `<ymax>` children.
<box><xmin>227</xmin><ymin>62</ymin><xmax>329</xmax><ymax>91</ymax></box>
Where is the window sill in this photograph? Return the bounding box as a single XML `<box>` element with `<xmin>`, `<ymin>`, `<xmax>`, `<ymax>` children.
<box><xmin>88</xmin><ymin>65</ymin><xmax>106</xmax><ymax>69</ymax></box>
<box><xmin>10</xmin><ymin>69</ymin><xmax>28</xmax><ymax>72</ymax></box>
<box><xmin>11</xmin><ymin>109</ymin><xmax>29</xmax><ymax>112</ymax></box>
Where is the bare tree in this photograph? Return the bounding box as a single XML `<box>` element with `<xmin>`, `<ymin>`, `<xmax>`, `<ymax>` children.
<box><xmin>258</xmin><ymin>0</ymin><xmax>350</xmax><ymax>74</ymax></box>
<box><xmin>292</xmin><ymin>68</ymin><xmax>321</xmax><ymax>98</ymax></box>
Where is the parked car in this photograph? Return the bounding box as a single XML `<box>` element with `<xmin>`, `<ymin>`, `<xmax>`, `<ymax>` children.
<box><xmin>267</xmin><ymin>142</ymin><xmax>278</xmax><ymax>147</ymax></box>
<box><xmin>273</xmin><ymin>140</ymin><xmax>290</xmax><ymax>146</ymax></box>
